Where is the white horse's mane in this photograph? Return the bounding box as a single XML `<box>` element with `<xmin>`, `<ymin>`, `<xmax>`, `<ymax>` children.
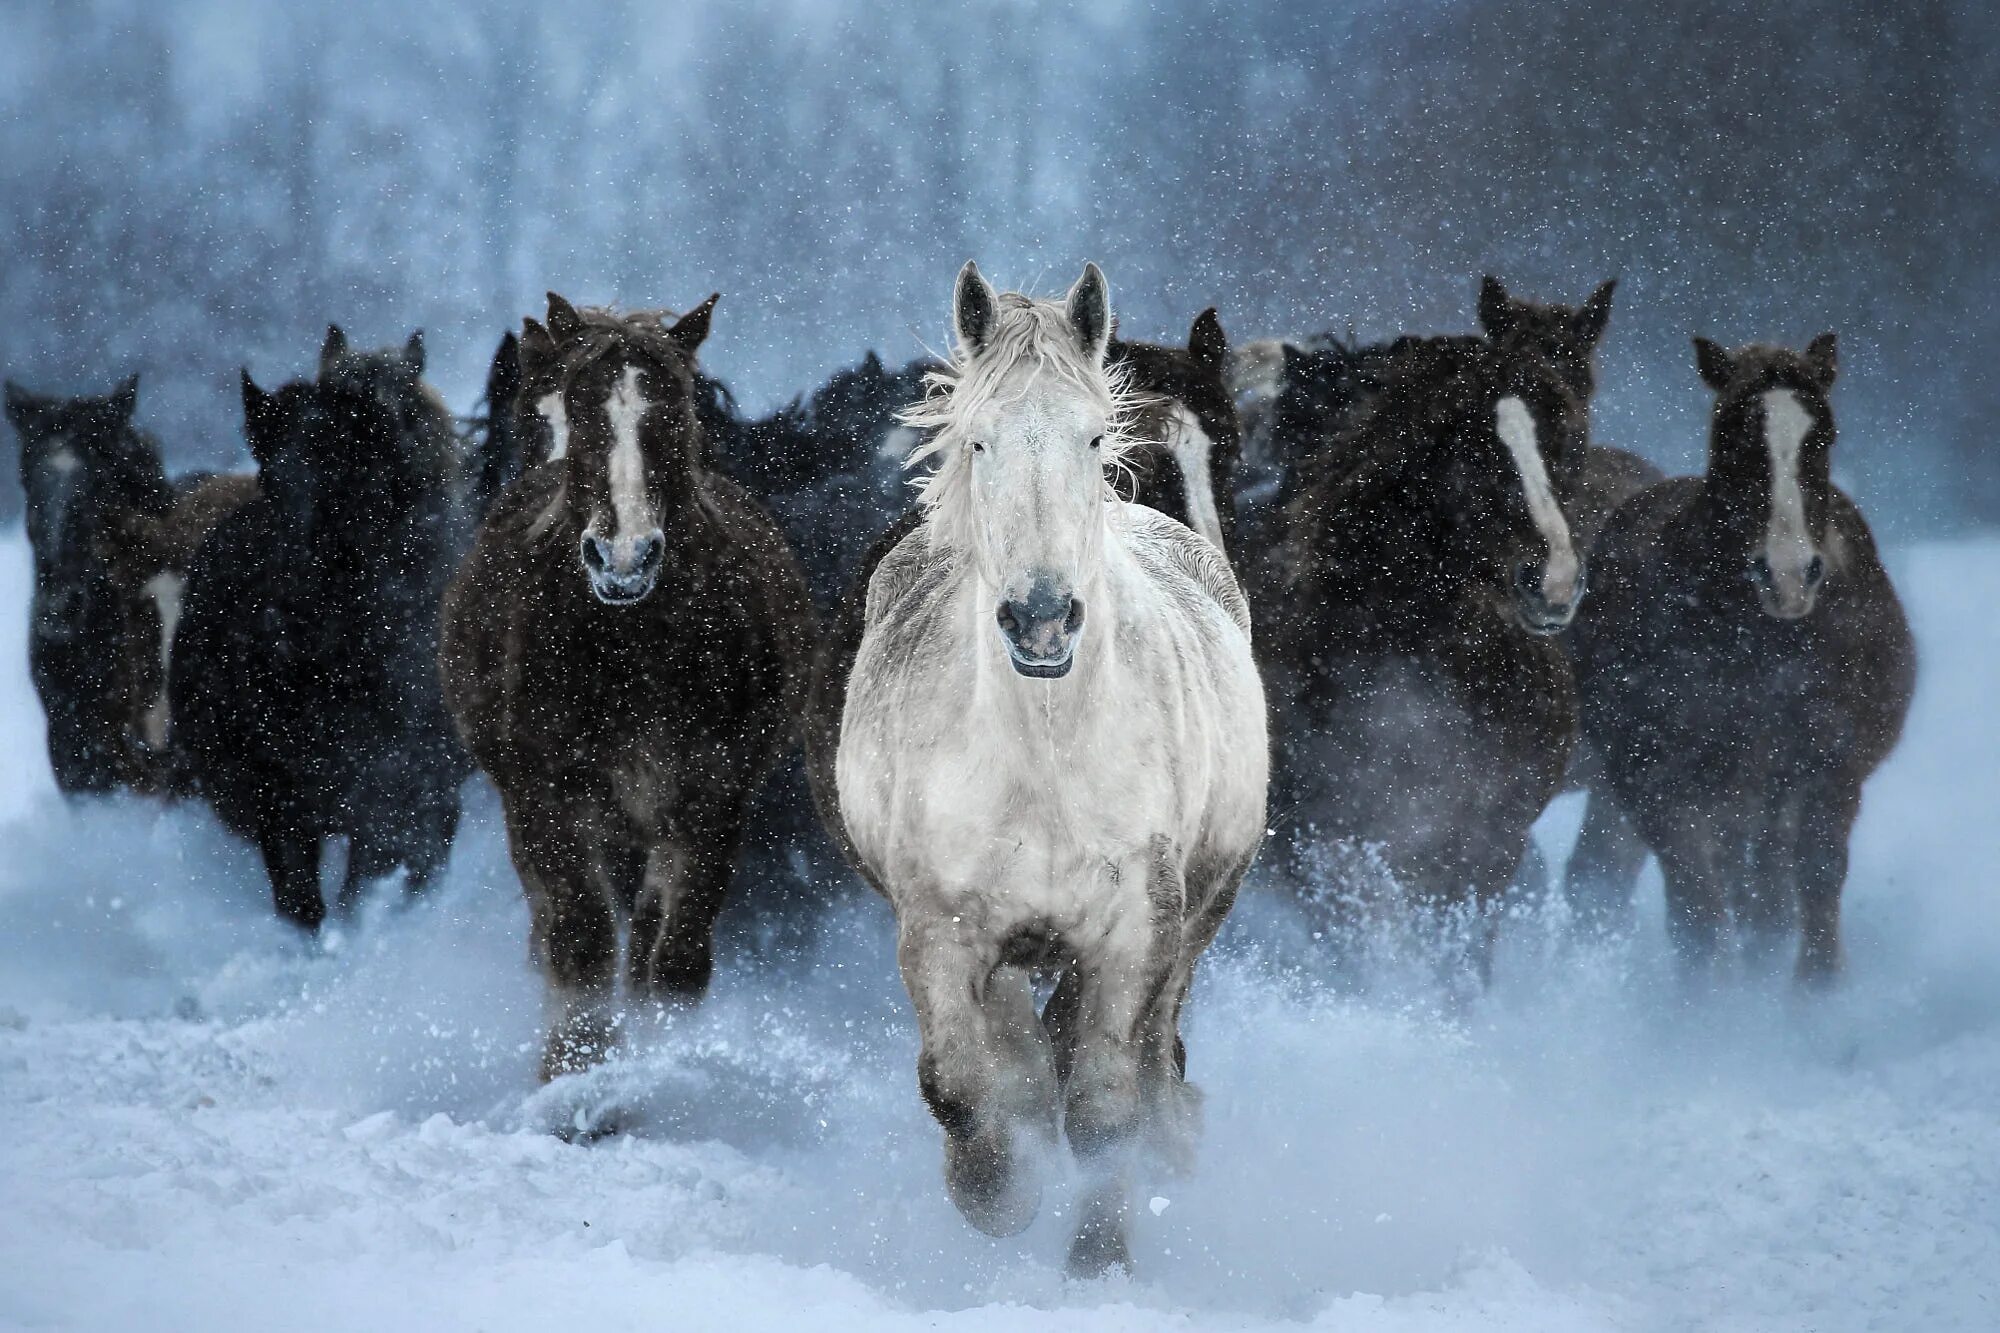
<box><xmin>899</xmin><ymin>291</ymin><xmax>1144</xmax><ymax>554</ymax></box>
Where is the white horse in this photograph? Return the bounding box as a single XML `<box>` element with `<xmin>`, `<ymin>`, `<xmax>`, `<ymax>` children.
<box><xmin>834</xmin><ymin>261</ymin><xmax>1268</xmax><ymax>1274</ymax></box>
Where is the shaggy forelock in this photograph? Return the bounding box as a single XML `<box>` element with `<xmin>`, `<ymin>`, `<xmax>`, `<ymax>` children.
<box><xmin>897</xmin><ymin>291</ymin><xmax>1142</xmax><ymax>552</ymax></box>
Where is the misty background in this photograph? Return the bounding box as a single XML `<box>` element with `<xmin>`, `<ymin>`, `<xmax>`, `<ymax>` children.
<box><xmin>2</xmin><ymin>0</ymin><xmax>1994</xmax><ymax>532</ymax></box>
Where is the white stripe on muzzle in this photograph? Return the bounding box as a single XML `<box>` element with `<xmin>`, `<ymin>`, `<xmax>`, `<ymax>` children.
<box><xmin>1760</xmin><ymin>389</ymin><xmax>1816</xmax><ymax>599</ymax></box>
<box><xmin>1495</xmin><ymin>395</ymin><xmax>1580</xmax><ymax>605</ymax></box>
<box><xmin>1164</xmin><ymin>403</ymin><xmax>1227</xmax><ymax>554</ymax></box>
<box><xmin>605</xmin><ymin>366</ymin><xmax>651</xmax><ymax>544</ymax></box>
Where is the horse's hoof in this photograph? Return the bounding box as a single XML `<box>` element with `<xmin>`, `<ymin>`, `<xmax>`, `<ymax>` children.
<box><xmin>944</xmin><ymin>1132</ymin><xmax>1042</xmax><ymax>1237</ymax></box>
<box><xmin>1065</xmin><ymin>1217</ymin><xmax>1132</xmax><ymax>1279</ymax></box>
<box><xmin>1794</xmin><ymin>947</ymin><xmax>1845</xmax><ymax>990</ymax></box>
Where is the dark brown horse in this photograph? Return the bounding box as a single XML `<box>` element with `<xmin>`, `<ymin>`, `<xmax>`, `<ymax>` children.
<box><xmin>440</xmin><ymin>294</ymin><xmax>814</xmax><ymax>1080</ymax></box>
<box><xmin>1473</xmin><ymin>275</ymin><xmax>1672</xmax><ymax>920</ymax></box>
<box><xmin>1259</xmin><ymin>335</ymin><xmax>1588</xmax><ymax>954</ymax></box>
<box><xmin>100</xmin><ymin>471</ymin><xmax>258</xmax><ymax>792</ymax></box>
<box><xmin>7</xmin><ymin>375</ymin><xmax>175</xmax><ymax>793</ymax></box>
<box><xmin>1570</xmin><ymin>335</ymin><xmax>1914</xmax><ymax>981</ymax></box>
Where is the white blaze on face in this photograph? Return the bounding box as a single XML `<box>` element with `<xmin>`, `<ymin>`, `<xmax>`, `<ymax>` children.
<box><xmin>1760</xmin><ymin>388</ymin><xmax>1818</xmax><ymax>609</ymax></box>
<box><xmin>535</xmin><ymin>391</ymin><xmax>569</xmax><ymax>461</ymax></box>
<box><xmin>604</xmin><ymin>365</ymin><xmax>653</xmax><ymax>544</ymax></box>
<box><xmin>1164</xmin><ymin>403</ymin><xmax>1226</xmax><ymax>554</ymax></box>
<box><xmin>140</xmin><ymin>570</ymin><xmax>184</xmax><ymax>749</ymax></box>
<box><xmin>1494</xmin><ymin>395</ymin><xmax>1580</xmax><ymax>606</ymax></box>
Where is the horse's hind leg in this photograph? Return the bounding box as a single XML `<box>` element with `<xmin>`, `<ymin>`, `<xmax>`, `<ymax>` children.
<box><xmin>899</xmin><ymin>912</ymin><xmax>1056</xmax><ymax>1238</ymax></box>
<box><xmin>1564</xmin><ymin>787</ymin><xmax>1649</xmax><ymax>935</ymax></box>
<box><xmin>1795</xmin><ymin>787</ymin><xmax>1861</xmax><ymax>987</ymax></box>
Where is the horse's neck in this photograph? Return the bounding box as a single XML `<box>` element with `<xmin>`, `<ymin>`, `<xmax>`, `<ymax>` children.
<box><xmin>1298</xmin><ymin>488</ymin><xmax>1484</xmax><ymax>633</ymax></box>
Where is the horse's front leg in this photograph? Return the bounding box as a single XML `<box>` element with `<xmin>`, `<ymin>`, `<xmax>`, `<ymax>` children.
<box><xmin>1060</xmin><ymin>841</ymin><xmax>1184</xmax><ymax>1277</ymax></box>
<box><xmin>898</xmin><ymin>908</ymin><xmax>1057</xmax><ymax>1238</ymax></box>
<box><xmin>629</xmin><ymin>782</ymin><xmax>751</xmax><ymax>1001</ymax></box>
<box><xmin>504</xmin><ymin>791</ymin><xmax>620</xmax><ymax>1080</ymax></box>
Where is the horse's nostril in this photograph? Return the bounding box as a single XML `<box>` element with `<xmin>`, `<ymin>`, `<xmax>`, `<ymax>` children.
<box><xmin>1747</xmin><ymin>555</ymin><xmax>1773</xmax><ymax>589</ymax></box>
<box><xmin>1064</xmin><ymin>598</ymin><xmax>1085</xmax><ymax>634</ymax></box>
<box><xmin>1514</xmin><ymin>562</ymin><xmax>1540</xmax><ymax>594</ymax></box>
<box><xmin>581</xmin><ymin>535</ymin><xmax>610</xmax><ymax>573</ymax></box>
<box><xmin>1806</xmin><ymin>554</ymin><xmax>1826</xmax><ymax>585</ymax></box>
<box><xmin>996</xmin><ymin>604</ymin><xmax>1020</xmax><ymax>635</ymax></box>
<box><xmin>634</xmin><ymin>532</ymin><xmax>665</xmax><ymax>573</ymax></box>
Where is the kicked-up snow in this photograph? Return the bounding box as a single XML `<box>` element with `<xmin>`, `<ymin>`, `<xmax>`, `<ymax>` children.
<box><xmin>1</xmin><ymin>530</ymin><xmax>1998</xmax><ymax>1332</ymax></box>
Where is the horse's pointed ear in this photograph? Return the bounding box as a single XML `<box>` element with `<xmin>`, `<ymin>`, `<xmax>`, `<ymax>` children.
<box><xmin>1575</xmin><ymin>279</ymin><xmax>1617</xmax><ymax>347</ymax></box>
<box><xmin>319</xmin><ymin>324</ymin><xmax>348</xmax><ymax>375</ymax></box>
<box><xmin>668</xmin><ymin>293</ymin><xmax>720</xmax><ymax>353</ymax></box>
<box><xmin>404</xmin><ymin>330</ymin><xmax>426</xmax><ymax>374</ymax></box>
<box><xmin>1188</xmin><ymin>307</ymin><xmax>1228</xmax><ymax>370</ymax></box>
<box><xmin>109</xmin><ymin>374</ymin><xmax>139</xmax><ymax>421</ymax></box>
<box><xmin>241</xmin><ymin>370</ymin><xmax>278</xmax><ymax>468</ymax></box>
<box><xmin>1280</xmin><ymin>342</ymin><xmax>1306</xmax><ymax>384</ymax></box>
<box><xmin>1477</xmin><ymin>275</ymin><xmax>1515</xmax><ymax>337</ymax></box>
<box><xmin>4</xmin><ymin>380</ymin><xmax>39</xmax><ymax>425</ymax></box>
<box><xmin>1805</xmin><ymin>332</ymin><xmax>1838</xmax><ymax>390</ymax></box>
<box><xmin>1066</xmin><ymin>262</ymin><xmax>1112</xmax><ymax>363</ymax></box>
<box><xmin>953</xmin><ymin>260</ymin><xmax>999</xmax><ymax>356</ymax></box>
<box><xmin>1693</xmin><ymin>336</ymin><xmax>1734</xmax><ymax>392</ymax></box>
<box><xmin>545</xmin><ymin>292</ymin><xmax>584</xmax><ymax>343</ymax></box>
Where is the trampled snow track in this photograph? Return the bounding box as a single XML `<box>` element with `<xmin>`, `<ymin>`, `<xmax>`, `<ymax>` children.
<box><xmin>3</xmin><ymin>534</ymin><xmax>1998</xmax><ymax>1332</ymax></box>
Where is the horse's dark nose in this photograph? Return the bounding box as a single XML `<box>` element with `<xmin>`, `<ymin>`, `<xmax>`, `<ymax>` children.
<box><xmin>996</xmin><ymin>582</ymin><xmax>1085</xmax><ymax>678</ymax></box>
<box><xmin>581</xmin><ymin>529</ymin><xmax>665</xmax><ymax>604</ymax></box>
<box><xmin>1513</xmin><ymin>556</ymin><xmax>1583</xmax><ymax>634</ymax></box>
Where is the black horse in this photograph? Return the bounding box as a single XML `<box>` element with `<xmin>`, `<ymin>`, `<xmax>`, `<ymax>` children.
<box><xmin>6</xmin><ymin>375</ymin><xmax>175</xmax><ymax>793</ymax></box>
<box><xmin>173</xmin><ymin>369</ymin><xmax>471</xmax><ymax>929</ymax></box>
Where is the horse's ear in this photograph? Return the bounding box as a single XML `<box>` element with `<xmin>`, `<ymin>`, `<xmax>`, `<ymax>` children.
<box><xmin>1804</xmin><ymin>332</ymin><xmax>1838</xmax><ymax>390</ymax></box>
<box><xmin>319</xmin><ymin>324</ymin><xmax>348</xmax><ymax>375</ymax></box>
<box><xmin>404</xmin><ymin>330</ymin><xmax>426</xmax><ymax>375</ymax></box>
<box><xmin>1477</xmin><ymin>275</ymin><xmax>1515</xmax><ymax>337</ymax></box>
<box><xmin>1066</xmin><ymin>261</ymin><xmax>1112</xmax><ymax>363</ymax></box>
<box><xmin>109</xmin><ymin>374</ymin><xmax>139</xmax><ymax>421</ymax></box>
<box><xmin>545</xmin><ymin>292</ymin><xmax>584</xmax><ymax>343</ymax></box>
<box><xmin>953</xmin><ymin>260</ymin><xmax>999</xmax><ymax>356</ymax></box>
<box><xmin>241</xmin><ymin>370</ymin><xmax>278</xmax><ymax>468</ymax></box>
<box><xmin>1693</xmin><ymin>337</ymin><xmax>1734</xmax><ymax>392</ymax></box>
<box><xmin>668</xmin><ymin>293</ymin><xmax>720</xmax><ymax>353</ymax></box>
<box><xmin>4</xmin><ymin>380</ymin><xmax>40</xmax><ymax>427</ymax></box>
<box><xmin>1575</xmin><ymin>279</ymin><xmax>1616</xmax><ymax>347</ymax></box>
<box><xmin>1188</xmin><ymin>307</ymin><xmax>1228</xmax><ymax>371</ymax></box>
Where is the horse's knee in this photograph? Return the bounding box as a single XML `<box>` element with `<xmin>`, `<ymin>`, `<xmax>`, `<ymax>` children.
<box><xmin>1064</xmin><ymin>1050</ymin><xmax>1144</xmax><ymax>1160</ymax></box>
<box><xmin>917</xmin><ymin>1048</ymin><xmax>980</xmax><ymax>1137</ymax></box>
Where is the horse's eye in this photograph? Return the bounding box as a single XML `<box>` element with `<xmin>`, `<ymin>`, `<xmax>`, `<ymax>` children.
<box><xmin>970</xmin><ymin>440</ymin><xmax>985</xmax><ymax>453</ymax></box>
<box><xmin>1089</xmin><ymin>435</ymin><xmax>1103</xmax><ymax>450</ymax></box>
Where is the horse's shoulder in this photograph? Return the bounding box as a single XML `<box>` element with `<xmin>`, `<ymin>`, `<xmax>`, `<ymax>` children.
<box><xmin>1126</xmin><ymin>508</ymin><xmax>1251</xmax><ymax>637</ymax></box>
<box><xmin>862</xmin><ymin>517</ymin><xmax>952</xmax><ymax>627</ymax></box>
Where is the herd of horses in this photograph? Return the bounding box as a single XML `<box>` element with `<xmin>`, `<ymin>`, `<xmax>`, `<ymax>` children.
<box><xmin>5</xmin><ymin>264</ymin><xmax>1915</xmax><ymax>1273</ymax></box>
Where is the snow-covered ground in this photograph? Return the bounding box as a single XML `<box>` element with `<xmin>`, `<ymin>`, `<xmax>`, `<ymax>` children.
<box><xmin>2</xmin><ymin>530</ymin><xmax>1996</xmax><ymax>1332</ymax></box>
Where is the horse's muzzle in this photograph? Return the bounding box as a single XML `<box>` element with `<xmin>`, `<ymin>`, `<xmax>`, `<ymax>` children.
<box><xmin>1749</xmin><ymin>551</ymin><xmax>1824</xmax><ymax>620</ymax></box>
<box><xmin>996</xmin><ymin>584</ymin><xmax>1085</xmax><ymax>679</ymax></box>
<box><xmin>581</xmin><ymin>530</ymin><xmax>664</xmax><ymax>605</ymax></box>
<box><xmin>1513</xmin><ymin>557</ymin><xmax>1584</xmax><ymax>635</ymax></box>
